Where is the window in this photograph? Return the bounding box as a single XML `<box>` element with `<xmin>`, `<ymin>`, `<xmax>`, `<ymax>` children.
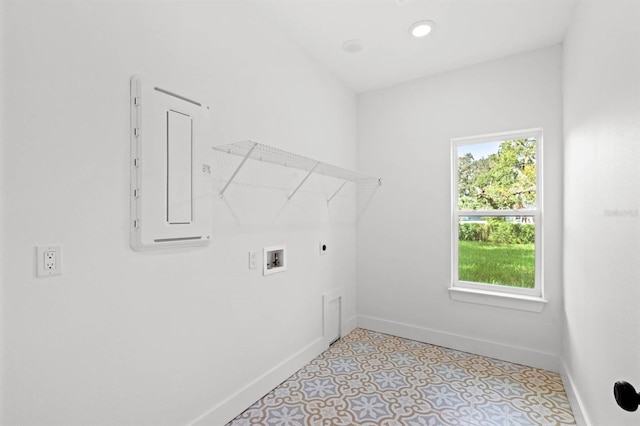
<box><xmin>450</xmin><ymin>129</ymin><xmax>544</xmax><ymax>310</ymax></box>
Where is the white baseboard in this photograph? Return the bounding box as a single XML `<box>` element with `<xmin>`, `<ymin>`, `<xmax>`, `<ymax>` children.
<box><xmin>357</xmin><ymin>315</ymin><xmax>561</xmax><ymax>372</ymax></box>
<box><xmin>188</xmin><ymin>337</ymin><xmax>326</xmax><ymax>426</ymax></box>
<box><xmin>560</xmin><ymin>358</ymin><xmax>591</xmax><ymax>426</ymax></box>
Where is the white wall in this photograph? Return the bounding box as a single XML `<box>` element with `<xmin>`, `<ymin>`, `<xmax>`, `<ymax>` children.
<box><xmin>0</xmin><ymin>2</ymin><xmax>358</xmax><ymax>425</ymax></box>
<box><xmin>562</xmin><ymin>1</ymin><xmax>640</xmax><ymax>424</ymax></box>
<box><xmin>357</xmin><ymin>46</ymin><xmax>564</xmax><ymax>370</ymax></box>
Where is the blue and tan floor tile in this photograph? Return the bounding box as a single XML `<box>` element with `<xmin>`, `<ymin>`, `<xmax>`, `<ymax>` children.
<box><xmin>227</xmin><ymin>328</ymin><xmax>575</xmax><ymax>426</ymax></box>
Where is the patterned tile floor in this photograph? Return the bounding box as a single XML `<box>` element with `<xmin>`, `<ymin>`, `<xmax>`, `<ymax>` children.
<box><xmin>227</xmin><ymin>328</ymin><xmax>575</xmax><ymax>426</ymax></box>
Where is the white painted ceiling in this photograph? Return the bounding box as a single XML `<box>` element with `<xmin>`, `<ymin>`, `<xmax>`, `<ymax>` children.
<box><xmin>250</xmin><ymin>0</ymin><xmax>579</xmax><ymax>93</ymax></box>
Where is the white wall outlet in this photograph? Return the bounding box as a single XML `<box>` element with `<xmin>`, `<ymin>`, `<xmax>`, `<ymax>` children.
<box><xmin>36</xmin><ymin>245</ymin><xmax>62</xmax><ymax>277</ymax></box>
<box><xmin>249</xmin><ymin>251</ymin><xmax>257</xmax><ymax>269</ymax></box>
<box><xmin>44</xmin><ymin>251</ymin><xmax>56</xmax><ymax>270</ymax></box>
<box><xmin>319</xmin><ymin>242</ymin><xmax>328</xmax><ymax>255</ymax></box>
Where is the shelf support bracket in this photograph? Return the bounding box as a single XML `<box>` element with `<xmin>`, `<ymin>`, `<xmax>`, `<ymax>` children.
<box><xmin>327</xmin><ymin>176</ymin><xmax>352</xmax><ymax>204</ymax></box>
<box><xmin>288</xmin><ymin>161</ymin><xmax>320</xmax><ymax>202</ymax></box>
<box><xmin>219</xmin><ymin>141</ymin><xmax>258</xmax><ymax>198</ymax></box>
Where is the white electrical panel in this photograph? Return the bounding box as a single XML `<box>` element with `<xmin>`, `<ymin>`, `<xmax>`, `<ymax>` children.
<box><xmin>130</xmin><ymin>76</ymin><xmax>213</xmax><ymax>250</ymax></box>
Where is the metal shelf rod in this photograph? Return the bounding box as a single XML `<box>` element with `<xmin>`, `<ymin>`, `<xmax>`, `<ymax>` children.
<box><xmin>327</xmin><ymin>176</ymin><xmax>352</xmax><ymax>203</ymax></box>
<box><xmin>219</xmin><ymin>141</ymin><xmax>258</xmax><ymax>198</ymax></box>
<box><xmin>288</xmin><ymin>161</ymin><xmax>320</xmax><ymax>202</ymax></box>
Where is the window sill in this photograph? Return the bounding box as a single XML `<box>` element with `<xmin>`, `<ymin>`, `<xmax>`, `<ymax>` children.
<box><xmin>448</xmin><ymin>287</ymin><xmax>547</xmax><ymax>312</ymax></box>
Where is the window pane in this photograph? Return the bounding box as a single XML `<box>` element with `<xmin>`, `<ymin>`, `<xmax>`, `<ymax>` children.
<box><xmin>458</xmin><ymin>216</ymin><xmax>535</xmax><ymax>288</ymax></box>
<box><xmin>457</xmin><ymin>138</ymin><xmax>537</xmax><ymax>210</ymax></box>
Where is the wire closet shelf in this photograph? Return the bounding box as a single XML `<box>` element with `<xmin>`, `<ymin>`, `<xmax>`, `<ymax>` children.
<box><xmin>212</xmin><ymin>140</ymin><xmax>382</xmax><ymax>202</ymax></box>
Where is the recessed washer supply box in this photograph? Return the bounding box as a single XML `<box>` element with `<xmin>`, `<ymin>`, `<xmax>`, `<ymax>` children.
<box><xmin>130</xmin><ymin>76</ymin><xmax>213</xmax><ymax>250</ymax></box>
<box><xmin>264</xmin><ymin>245</ymin><xmax>286</xmax><ymax>276</ymax></box>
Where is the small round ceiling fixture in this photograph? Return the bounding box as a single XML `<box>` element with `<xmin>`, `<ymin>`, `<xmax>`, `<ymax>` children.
<box><xmin>409</xmin><ymin>20</ymin><xmax>435</xmax><ymax>38</ymax></box>
<box><xmin>342</xmin><ymin>39</ymin><xmax>364</xmax><ymax>53</ymax></box>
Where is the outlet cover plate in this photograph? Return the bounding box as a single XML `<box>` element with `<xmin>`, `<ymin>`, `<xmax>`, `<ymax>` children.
<box><xmin>36</xmin><ymin>245</ymin><xmax>62</xmax><ymax>277</ymax></box>
<box><xmin>249</xmin><ymin>251</ymin><xmax>257</xmax><ymax>269</ymax></box>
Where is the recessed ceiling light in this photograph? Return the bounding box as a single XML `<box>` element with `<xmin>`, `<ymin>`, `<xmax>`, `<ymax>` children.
<box><xmin>342</xmin><ymin>39</ymin><xmax>364</xmax><ymax>53</ymax></box>
<box><xmin>409</xmin><ymin>20</ymin><xmax>435</xmax><ymax>38</ymax></box>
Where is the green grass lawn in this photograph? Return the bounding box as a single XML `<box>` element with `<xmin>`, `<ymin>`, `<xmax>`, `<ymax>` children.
<box><xmin>458</xmin><ymin>240</ymin><xmax>535</xmax><ymax>288</ymax></box>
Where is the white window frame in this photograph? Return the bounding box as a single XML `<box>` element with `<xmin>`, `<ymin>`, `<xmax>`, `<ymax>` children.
<box><xmin>449</xmin><ymin>128</ymin><xmax>546</xmax><ymax>312</ymax></box>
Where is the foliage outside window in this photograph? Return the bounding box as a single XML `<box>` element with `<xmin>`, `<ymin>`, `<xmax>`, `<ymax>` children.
<box><xmin>452</xmin><ymin>129</ymin><xmax>542</xmax><ymax>298</ymax></box>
